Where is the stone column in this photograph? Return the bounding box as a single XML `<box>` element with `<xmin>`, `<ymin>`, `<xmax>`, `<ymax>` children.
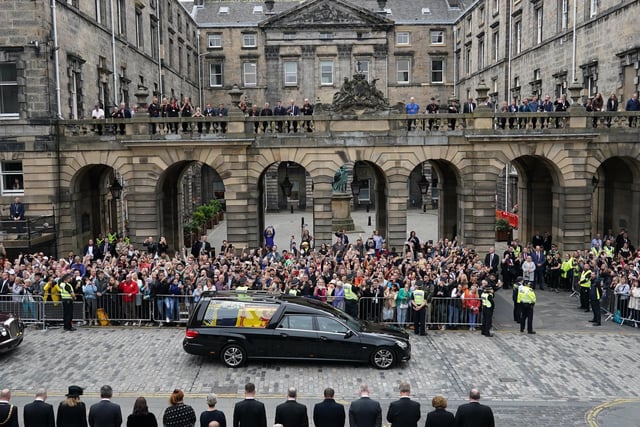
<box><xmin>461</xmin><ymin>167</ymin><xmax>501</xmax><ymax>252</ymax></box>
<box><xmin>264</xmin><ymin>45</ymin><xmax>280</xmax><ymax>104</ymax></box>
<box><xmin>386</xmin><ymin>174</ymin><xmax>408</xmax><ymax>250</ymax></box>
<box><xmin>224</xmin><ymin>153</ymin><xmax>255</xmax><ymax>250</ymax></box>
<box><xmin>301</xmin><ymin>46</ymin><xmax>316</xmax><ymax>98</ymax></box>
<box><xmin>312</xmin><ymin>179</ymin><xmax>334</xmax><ymax>247</ymax></box>
<box><xmin>554</xmin><ymin>182</ymin><xmax>592</xmax><ymax>252</ymax></box>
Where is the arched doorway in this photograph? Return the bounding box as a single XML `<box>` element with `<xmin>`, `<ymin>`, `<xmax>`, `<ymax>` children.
<box><xmin>593</xmin><ymin>156</ymin><xmax>640</xmax><ymax>245</ymax></box>
<box><xmin>407</xmin><ymin>162</ymin><xmax>440</xmax><ymax>242</ymax></box>
<box><xmin>70</xmin><ymin>165</ymin><xmax>120</xmax><ymax>251</ymax></box>
<box><xmin>511</xmin><ymin>155</ymin><xmax>560</xmax><ymax>246</ymax></box>
<box><xmin>258</xmin><ymin>161</ymin><xmax>312</xmax><ymax>250</ymax></box>
<box><xmin>158</xmin><ymin>161</ymin><xmax>226</xmax><ymax>252</ymax></box>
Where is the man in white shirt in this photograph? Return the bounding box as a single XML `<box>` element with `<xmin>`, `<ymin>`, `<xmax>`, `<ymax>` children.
<box><xmin>91</xmin><ymin>102</ymin><xmax>105</xmax><ymax>135</ymax></box>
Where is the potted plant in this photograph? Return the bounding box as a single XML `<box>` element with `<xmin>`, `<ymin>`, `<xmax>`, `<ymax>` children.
<box><xmin>495</xmin><ymin>218</ymin><xmax>513</xmax><ymax>242</ymax></box>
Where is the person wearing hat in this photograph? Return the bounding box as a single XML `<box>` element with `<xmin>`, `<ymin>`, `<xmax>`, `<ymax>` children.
<box><xmin>57</xmin><ymin>385</ymin><xmax>87</xmax><ymax>427</ymax></box>
<box><xmin>480</xmin><ymin>287</ymin><xmax>495</xmax><ymax>337</ymax></box>
<box><xmin>517</xmin><ymin>280</ymin><xmax>537</xmax><ymax>334</ymax></box>
<box><xmin>512</xmin><ymin>276</ymin><xmax>525</xmax><ymax>323</ymax></box>
<box><xmin>59</xmin><ymin>273</ymin><xmax>77</xmax><ymax>331</ymax></box>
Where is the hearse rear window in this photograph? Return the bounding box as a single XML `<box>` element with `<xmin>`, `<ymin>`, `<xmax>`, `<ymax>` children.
<box><xmin>202</xmin><ymin>301</ymin><xmax>277</xmax><ymax>328</ymax></box>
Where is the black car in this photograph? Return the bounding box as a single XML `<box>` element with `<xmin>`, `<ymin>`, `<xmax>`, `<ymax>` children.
<box><xmin>183</xmin><ymin>293</ymin><xmax>410</xmax><ymax>369</ymax></box>
<box><xmin>0</xmin><ymin>312</ymin><xmax>24</xmax><ymax>353</ymax></box>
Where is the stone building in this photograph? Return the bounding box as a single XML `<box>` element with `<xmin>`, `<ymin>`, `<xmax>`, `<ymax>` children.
<box><xmin>454</xmin><ymin>0</ymin><xmax>640</xmax><ymax>106</ymax></box>
<box><xmin>190</xmin><ymin>0</ymin><xmax>459</xmax><ymax>107</ymax></box>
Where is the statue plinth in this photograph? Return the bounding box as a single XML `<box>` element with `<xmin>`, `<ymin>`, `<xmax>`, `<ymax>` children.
<box><xmin>331</xmin><ymin>193</ymin><xmax>356</xmax><ymax>232</ymax></box>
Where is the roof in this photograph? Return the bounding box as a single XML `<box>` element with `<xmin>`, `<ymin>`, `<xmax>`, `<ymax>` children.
<box><xmin>193</xmin><ymin>0</ymin><xmax>468</xmax><ymax>28</ymax></box>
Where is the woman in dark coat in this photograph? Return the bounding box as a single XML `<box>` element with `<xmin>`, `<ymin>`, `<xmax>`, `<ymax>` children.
<box><xmin>126</xmin><ymin>397</ymin><xmax>158</xmax><ymax>427</ymax></box>
<box><xmin>424</xmin><ymin>395</ymin><xmax>454</xmax><ymax>427</ymax></box>
<box><xmin>56</xmin><ymin>385</ymin><xmax>87</xmax><ymax>427</ymax></box>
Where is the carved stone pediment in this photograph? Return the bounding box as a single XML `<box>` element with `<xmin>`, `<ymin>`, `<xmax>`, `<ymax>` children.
<box><xmin>327</xmin><ymin>73</ymin><xmax>391</xmax><ymax>114</ymax></box>
<box><xmin>260</xmin><ymin>0</ymin><xmax>393</xmax><ymax>29</ymax></box>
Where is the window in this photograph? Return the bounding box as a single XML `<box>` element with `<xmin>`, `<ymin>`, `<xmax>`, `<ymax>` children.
<box><xmin>283</xmin><ymin>32</ymin><xmax>296</xmax><ymax>41</ymax></box>
<box><xmin>479</xmin><ymin>5</ymin><xmax>485</xmax><ymax>24</ymax></box>
<box><xmin>320</xmin><ymin>61</ymin><xmax>333</xmax><ymax>85</ymax></box>
<box><xmin>561</xmin><ymin>0</ymin><xmax>569</xmax><ymax>30</ymax></box>
<box><xmin>278</xmin><ymin>315</ymin><xmax>314</xmax><ymax>331</ymax></box>
<box><xmin>178</xmin><ymin>46</ymin><xmax>182</xmax><ymax>73</ymax></box>
<box><xmin>1</xmin><ymin>161</ymin><xmax>23</xmax><ymax>195</ymax></box>
<box><xmin>514</xmin><ymin>20</ymin><xmax>522</xmax><ymax>54</ymax></box>
<box><xmin>431</xmin><ymin>30</ymin><xmax>444</xmax><ymax>45</ymax></box>
<box><xmin>209</xmin><ymin>63</ymin><xmax>223</xmax><ymax>87</ymax></box>
<box><xmin>478</xmin><ymin>38</ymin><xmax>485</xmax><ymax>69</ymax></box>
<box><xmin>0</xmin><ymin>63</ymin><xmax>18</xmax><ymax>117</ymax></box>
<box><xmin>117</xmin><ymin>0</ymin><xmax>126</xmax><ymax>36</ymax></box>
<box><xmin>356</xmin><ymin>60</ymin><xmax>370</xmax><ymax>81</ymax></box>
<box><xmin>167</xmin><ymin>1</ymin><xmax>172</xmax><ymax>22</ymax></box>
<box><xmin>208</xmin><ymin>34</ymin><xmax>222</xmax><ymax>48</ymax></box>
<box><xmin>96</xmin><ymin>0</ymin><xmax>107</xmax><ymax>25</ymax></box>
<box><xmin>67</xmin><ymin>58</ymin><xmax>83</xmax><ymax>119</ymax></box>
<box><xmin>218</xmin><ymin>6</ymin><xmax>229</xmax><ymax>14</ymax></box>
<box><xmin>135</xmin><ymin>8</ymin><xmax>144</xmax><ymax>48</ymax></box>
<box><xmin>431</xmin><ymin>59</ymin><xmax>444</xmax><ymax>83</ymax></box>
<box><xmin>243</xmin><ymin>62</ymin><xmax>257</xmax><ymax>86</ymax></box>
<box><xmin>316</xmin><ymin>317</ymin><xmax>348</xmax><ymax>334</ymax></box>
<box><xmin>319</xmin><ymin>32</ymin><xmax>334</xmax><ymax>40</ymax></box>
<box><xmin>242</xmin><ymin>33</ymin><xmax>256</xmax><ymax>48</ymax></box>
<box><xmin>536</xmin><ymin>8</ymin><xmax>543</xmax><ymax>44</ymax></box>
<box><xmin>284</xmin><ymin>61</ymin><xmax>297</xmax><ymax>86</ymax></box>
<box><xmin>492</xmin><ymin>30</ymin><xmax>499</xmax><ymax>61</ymax></box>
<box><xmin>253</xmin><ymin>5</ymin><xmax>263</xmax><ymax>14</ymax></box>
<box><xmin>493</xmin><ymin>0</ymin><xmax>499</xmax><ymax>14</ymax></box>
<box><xmin>150</xmin><ymin>19</ymin><xmax>159</xmax><ymax>60</ymax></box>
<box><xmin>168</xmin><ymin>39</ymin><xmax>174</xmax><ymax>67</ymax></box>
<box><xmin>466</xmin><ymin>15</ymin><xmax>472</xmax><ymax>34</ymax></box>
<box><xmin>590</xmin><ymin>0</ymin><xmax>598</xmax><ymax>17</ymax></box>
<box><xmin>396</xmin><ymin>59</ymin><xmax>410</xmax><ymax>83</ymax></box>
<box><xmin>396</xmin><ymin>32</ymin><xmax>410</xmax><ymax>45</ymax></box>
<box><xmin>465</xmin><ymin>46</ymin><xmax>471</xmax><ymax>74</ymax></box>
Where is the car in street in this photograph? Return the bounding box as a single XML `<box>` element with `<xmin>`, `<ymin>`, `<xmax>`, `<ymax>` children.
<box><xmin>183</xmin><ymin>293</ymin><xmax>410</xmax><ymax>369</ymax></box>
<box><xmin>0</xmin><ymin>312</ymin><xmax>25</xmax><ymax>353</ymax></box>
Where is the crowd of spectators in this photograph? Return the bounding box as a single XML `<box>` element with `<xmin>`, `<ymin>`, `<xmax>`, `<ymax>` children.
<box><xmin>1</xmin><ymin>222</ymin><xmax>639</xmax><ymax>329</ymax></box>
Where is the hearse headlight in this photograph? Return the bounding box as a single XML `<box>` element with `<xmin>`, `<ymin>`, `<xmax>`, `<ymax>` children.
<box><xmin>395</xmin><ymin>340</ymin><xmax>408</xmax><ymax>349</ymax></box>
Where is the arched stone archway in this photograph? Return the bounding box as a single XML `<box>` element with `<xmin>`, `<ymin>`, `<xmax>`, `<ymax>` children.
<box><xmin>511</xmin><ymin>155</ymin><xmax>562</xmax><ymax>246</ymax></box>
<box><xmin>593</xmin><ymin>156</ymin><xmax>640</xmax><ymax>245</ymax></box>
<box><xmin>69</xmin><ymin>165</ymin><xmax>118</xmax><ymax>252</ymax></box>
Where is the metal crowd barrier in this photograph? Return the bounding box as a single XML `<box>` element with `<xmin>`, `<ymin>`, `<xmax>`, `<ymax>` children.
<box><xmin>151</xmin><ymin>294</ymin><xmax>196</xmax><ymax>324</ymax></box>
<box><xmin>354</xmin><ymin>296</ymin><xmax>484</xmax><ymax>329</ymax></box>
<box><xmin>603</xmin><ymin>292</ymin><xmax>639</xmax><ymax>327</ymax></box>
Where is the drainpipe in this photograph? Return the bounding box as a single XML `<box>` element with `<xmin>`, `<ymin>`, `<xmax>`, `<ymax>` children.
<box><xmin>571</xmin><ymin>0</ymin><xmax>577</xmax><ymax>82</ymax></box>
<box><xmin>50</xmin><ymin>0</ymin><xmax>63</xmax><ymax>118</ymax></box>
<box><xmin>452</xmin><ymin>27</ymin><xmax>457</xmax><ymax>98</ymax></box>
<box><xmin>507</xmin><ymin>0</ymin><xmax>513</xmax><ymax>101</ymax></box>
<box><xmin>110</xmin><ymin>0</ymin><xmax>119</xmax><ymax>105</ymax></box>
<box><xmin>157</xmin><ymin>0</ymin><xmax>163</xmax><ymax>99</ymax></box>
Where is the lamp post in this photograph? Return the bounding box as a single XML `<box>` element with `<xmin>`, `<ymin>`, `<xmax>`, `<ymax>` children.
<box><xmin>418</xmin><ymin>174</ymin><xmax>429</xmax><ymax>213</ymax></box>
<box><xmin>280</xmin><ymin>163</ymin><xmax>294</xmax><ymax>213</ymax></box>
<box><xmin>109</xmin><ymin>175</ymin><xmax>124</xmax><ymax>237</ymax></box>
<box><xmin>350</xmin><ymin>171</ymin><xmax>361</xmax><ymax>210</ymax></box>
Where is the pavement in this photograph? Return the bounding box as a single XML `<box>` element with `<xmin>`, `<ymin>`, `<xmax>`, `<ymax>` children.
<box><xmin>2</xmin><ymin>209</ymin><xmax>639</xmax><ymax>426</ymax></box>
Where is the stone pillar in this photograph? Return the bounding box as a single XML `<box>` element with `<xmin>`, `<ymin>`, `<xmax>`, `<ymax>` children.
<box><xmin>386</xmin><ymin>174</ymin><xmax>408</xmax><ymax>250</ymax></box>
<box><xmin>126</xmin><ymin>189</ymin><xmax>159</xmax><ymax>247</ymax></box>
<box><xmin>461</xmin><ymin>166</ymin><xmax>501</xmax><ymax>252</ymax></box>
<box><xmin>313</xmin><ymin>178</ymin><xmax>333</xmax><ymax>246</ymax></box>
<box><xmin>555</xmin><ymin>183</ymin><xmax>592</xmax><ymax>252</ymax></box>
<box><xmin>224</xmin><ymin>153</ymin><xmax>255</xmax><ymax>250</ymax></box>
<box><xmin>301</xmin><ymin>46</ymin><xmax>316</xmax><ymax>98</ymax></box>
<box><xmin>264</xmin><ymin>45</ymin><xmax>280</xmax><ymax>103</ymax></box>
<box><xmin>568</xmin><ymin>80</ymin><xmax>587</xmax><ymax>129</ymax></box>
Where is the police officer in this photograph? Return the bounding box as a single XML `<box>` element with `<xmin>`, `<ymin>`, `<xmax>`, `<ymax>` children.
<box><xmin>517</xmin><ymin>281</ymin><xmax>537</xmax><ymax>334</ymax></box>
<box><xmin>411</xmin><ymin>284</ymin><xmax>427</xmax><ymax>336</ymax></box>
<box><xmin>512</xmin><ymin>276</ymin><xmax>525</xmax><ymax>323</ymax></box>
<box><xmin>589</xmin><ymin>272</ymin><xmax>602</xmax><ymax>326</ymax></box>
<box><xmin>59</xmin><ymin>273</ymin><xmax>76</xmax><ymax>331</ymax></box>
<box><xmin>343</xmin><ymin>281</ymin><xmax>359</xmax><ymax>318</ymax></box>
<box><xmin>480</xmin><ymin>288</ymin><xmax>494</xmax><ymax>337</ymax></box>
<box><xmin>578</xmin><ymin>263</ymin><xmax>592</xmax><ymax>312</ymax></box>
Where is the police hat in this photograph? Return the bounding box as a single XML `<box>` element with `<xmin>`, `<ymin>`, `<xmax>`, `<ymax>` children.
<box><xmin>516</xmin><ymin>276</ymin><xmax>524</xmax><ymax>282</ymax></box>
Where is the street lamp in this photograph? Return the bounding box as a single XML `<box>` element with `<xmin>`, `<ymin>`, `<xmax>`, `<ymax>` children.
<box><xmin>109</xmin><ymin>176</ymin><xmax>123</xmax><ymax>199</ymax></box>
<box><xmin>418</xmin><ymin>174</ymin><xmax>429</xmax><ymax>212</ymax></box>
<box><xmin>280</xmin><ymin>163</ymin><xmax>294</xmax><ymax>213</ymax></box>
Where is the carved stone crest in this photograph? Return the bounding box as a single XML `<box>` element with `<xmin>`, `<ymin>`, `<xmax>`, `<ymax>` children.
<box><xmin>328</xmin><ymin>73</ymin><xmax>390</xmax><ymax>113</ymax></box>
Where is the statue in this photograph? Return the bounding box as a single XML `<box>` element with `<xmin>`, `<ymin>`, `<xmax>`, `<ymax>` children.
<box><xmin>332</xmin><ymin>166</ymin><xmax>349</xmax><ymax>193</ymax></box>
<box><xmin>329</xmin><ymin>74</ymin><xmax>390</xmax><ymax>113</ymax></box>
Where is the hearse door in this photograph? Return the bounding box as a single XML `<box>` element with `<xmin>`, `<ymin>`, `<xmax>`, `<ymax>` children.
<box><xmin>273</xmin><ymin>314</ymin><xmax>319</xmax><ymax>359</ymax></box>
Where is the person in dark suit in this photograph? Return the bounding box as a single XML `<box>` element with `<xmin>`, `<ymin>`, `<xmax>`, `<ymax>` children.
<box><xmin>462</xmin><ymin>98</ymin><xmax>476</xmax><ymax>113</ymax></box>
<box><xmin>348</xmin><ymin>384</ymin><xmax>382</xmax><ymax>427</ymax></box>
<box><xmin>57</xmin><ymin>385</ymin><xmax>88</xmax><ymax>427</ymax></box>
<box><xmin>88</xmin><ymin>385</ymin><xmax>123</xmax><ymax>427</ymax></box>
<box><xmin>233</xmin><ymin>382</ymin><xmax>267</xmax><ymax>427</ymax></box>
<box><xmin>313</xmin><ymin>387</ymin><xmax>345</xmax><ymax>427</ymax></box>
<box><xmin>23</xmin><ymin>388</ymin><xmax>55</xmax><ymax>427</ymax></box>
<box><xmin>484</xmin><ymin>247</ymin><xmax>500</xmax><ymax>275</ymax></box>
<box><xmin>274</xmin><ymin>387</ymin><xmax>308</xmax><ymax>427</ymax></box>
<box><xmin>191</xmin><ymin>235</ymin><xmax>212</xmax><ymax>258</ymax></box>
<box><xmin>424</xmin><ymin>395</ymin><xmax>454</xmax><ymax>427</ymax></box>
<box><xmin>386</xmin><ymin>381</ymin><xmax>420</xmax><ymax>427</ymax></box>
<box><xmin>0</xmin><ymin>388</ymin><xmax>19</xmax><ymax>427</ymax></box>
<box><xmin>9</xmin><ymin>196</ymin><xmax>25</xmax><ymax>233</ymax></box>
<box><xmin>453</xmin><ymin>389</ymin><xmax>494</xmax><ymax>427</ymax></box>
